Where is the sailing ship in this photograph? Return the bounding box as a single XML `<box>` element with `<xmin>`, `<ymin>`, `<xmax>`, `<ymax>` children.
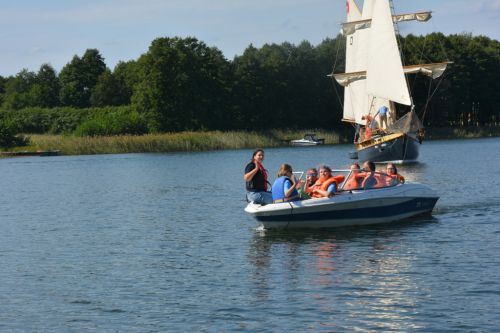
<box><xmin>332</xmin><ymin>0</ymin><xmax>450</xmax><ymax>163</ymax></box>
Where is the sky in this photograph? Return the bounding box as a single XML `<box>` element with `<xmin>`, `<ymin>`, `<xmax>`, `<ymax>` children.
<box><xmin>0</xmin><ymin>0</ymin><xmax>499</xmax><ymax>76</ymax></box>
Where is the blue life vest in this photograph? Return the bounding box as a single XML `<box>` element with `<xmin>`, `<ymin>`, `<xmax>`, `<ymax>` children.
<box><xmin>272</xmin><ymin>176</ymin><xmax>299</xmax><ymax>203</ymax></box>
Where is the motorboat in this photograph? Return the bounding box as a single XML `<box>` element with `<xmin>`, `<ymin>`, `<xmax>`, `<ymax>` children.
<box><xmin>290</xmin><ymin>133</ymin><xmax>325</xmax><ymax>146</ymax></box>
<box><xmin>245</xmin><ymin>170</ymin><xmax>439</xmax><ymax>229</ymax></box>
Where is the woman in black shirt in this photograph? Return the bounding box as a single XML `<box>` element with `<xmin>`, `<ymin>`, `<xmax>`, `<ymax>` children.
<box><xmin>244</xmin><ymin>149</ymin><xmax>272</xmax><ymax>204</ymax></box>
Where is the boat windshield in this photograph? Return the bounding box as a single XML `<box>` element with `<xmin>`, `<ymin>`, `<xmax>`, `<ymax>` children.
<box><xmin>292</xmin><ymin>171</ymin><xmax>305</xmax><ymax>180</ymax></box>
<box><xmin>340</xmin><ymin>170</ymin><xmax>400</xmax><ymax>191</ymax></box>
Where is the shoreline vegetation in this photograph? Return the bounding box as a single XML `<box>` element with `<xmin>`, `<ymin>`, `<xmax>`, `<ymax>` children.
<box><xmin>2</xmin><ymin>126</ymin><xmax>499</xmax><ymax>157</ymax></box>
<box><xmin>1</xmin><ymin>35</ymin><xmax>499</xmax><ymax>157</ymax></box>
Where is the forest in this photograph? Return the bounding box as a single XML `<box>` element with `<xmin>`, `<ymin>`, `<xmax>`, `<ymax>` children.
<box><xmin>0</xmin><ymin>32</ymin><xmax>498</xmax><ymax>144</ymax></box>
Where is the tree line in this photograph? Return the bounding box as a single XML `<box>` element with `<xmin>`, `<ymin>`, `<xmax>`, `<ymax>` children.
<box><xmin>0</xmin><ymin>33</ymin><xmax>498</xmax><ymax>137</ymax></box>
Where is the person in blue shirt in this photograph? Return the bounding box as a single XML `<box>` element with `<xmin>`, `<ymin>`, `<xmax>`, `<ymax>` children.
<box><xmin>271</xmin><ymin>164</ymin><xmax>303</xmax><ymax>203</ymax></box>
<box><xmin>377</xmin><ymin>105</ymin><xmax>388</xmax><ymax>129</ymax></box>
<box><xmin>361</xmin><ymin>161</ymin><xmax>378</xmax><ymax>189</ymax></box>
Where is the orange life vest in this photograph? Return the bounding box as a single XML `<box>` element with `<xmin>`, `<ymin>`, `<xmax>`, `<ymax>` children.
<box><xmin>305</xmin><ymin>184</ymin><xmax>315</xmax><ymax>195</ymax></box>
<box><xmin>343</xmin><ymin>172</ymin><xmax>365</xmax><ymax>190</ymax></box>
<box><xmin>311</xmin><ymin>175</ymin><xmax>345</xmax><ymax>198</ymax></box>
<box><xmin>364</xmin><ymin>127</ymin><xmax>373</xmax><ymax>140</ymax></box>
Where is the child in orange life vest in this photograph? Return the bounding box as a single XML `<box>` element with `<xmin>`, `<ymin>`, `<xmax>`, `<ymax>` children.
<box><xmin>301</xmin><ymin>168</ymin><xmax>318</xmax><ymax>199</ymax></box>
<box><xmin>343</xmin><ymin>163</ymin><xmax>364</xmax><ymax>190</ymax></box>
<box><xmin>311</xmin><ymin>165</ymin><xmax>344</xmax><ymax>198</ymax></box>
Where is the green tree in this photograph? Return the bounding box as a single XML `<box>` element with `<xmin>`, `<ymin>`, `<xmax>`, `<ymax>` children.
<box><xmin>0</xmin><ymin>75</ymin><xmax>6</xmax><ymax>106</ymax></box>
<box><xmin>30</xmin><ymin>64</ymin><xmax>60</xmax><ymax>108</ymax></box>
<box><xmin>287</xmin><ymin>39</ymin><xmax>340</xmax><ymax>129</ymax></box>
<box><xmin>231</xmin><ymin>45</ymin><xmax>270</xmax><ymax>129</ymax></box>
<box><xmin>112</xmin><ymin>60</ymin><xmax>141</xmax><ymax>105</ymax></box>
<box><xmin>0</xmin><ymin>118</ymin><xmax>28</xmax><ymax>148</ymax></box>
<box><xmin>402</xmin><ymin>33</ymin><xmax>452</xmax><ymax>126</ymax></box>
<box><xmin>132</xmin><ymin>37</ymin><xmax>231</xmax><ymax>131</ymax></box>
<box><xmin>90</xmin><ymin>69</ymin><xmax>124</xmax><ymax>107</ymax></box>
<box><xmin>232</xmin><ymin>38</ymin><xmax>341</xmax><ymax>130</ymax></box>
<box><xmin>59</xmin><ymin>49</ymin><xmax>107</xmax><ymax>107</ymax></box>
<box><xmin>2</xmin><ymin>69</ymin><xmax>37</xmax><ymax>110</ymax></box>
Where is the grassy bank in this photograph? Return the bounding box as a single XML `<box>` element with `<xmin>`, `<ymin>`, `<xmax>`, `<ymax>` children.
<box><xmin>3</xmin><ymin>126</ymin><xmax>499</xmax><ymax>156</ymax></box>
<box><xmin>19</xmin><ymin>130</ymin><xmax>345</xmax><ymax>155</ymax></box>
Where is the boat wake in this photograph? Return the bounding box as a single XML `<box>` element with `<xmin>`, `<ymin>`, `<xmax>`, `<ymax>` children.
<box><xmin>434</xmin><ymin>199</ymin><xmax>500</xmax><ymax>216</ymax></box>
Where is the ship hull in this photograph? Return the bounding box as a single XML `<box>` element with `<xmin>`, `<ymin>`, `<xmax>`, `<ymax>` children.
<box><xmin>357</xmin><ymin>133</ymin><xmax>420</xmax><ymax>164</ymax></box>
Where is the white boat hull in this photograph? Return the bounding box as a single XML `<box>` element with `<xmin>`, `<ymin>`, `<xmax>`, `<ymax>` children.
<box><xmin>245</xmin><ymin>183</ymin><xmax>438</xmax><ymax>229</ymax></box>
<box><xmin>290</xmin><ymin>134</ymin><xmax>325</xmax><ymax>146</ymax></box>
<box><xmin>290</xmin><ymin>140</ymin><xmax>322</xmax><ymax>146</ymax></box>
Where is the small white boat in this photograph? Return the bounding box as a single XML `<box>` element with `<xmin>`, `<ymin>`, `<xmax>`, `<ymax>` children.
<box><xmin>290</xmin><ymin>133</ymin><xmax>325</xmax><ymax>146</ymax></box>
<box><xmin>245</xmin><ymin>170</ymin><xmax>439</xmax><ymax>229</ymax></box>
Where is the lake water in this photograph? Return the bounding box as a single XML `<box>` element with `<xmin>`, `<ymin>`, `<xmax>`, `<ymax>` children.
<box><xmin>1</xmin><ymin>137</ymin><xmax>499</xmax><ymax>332</ymax></box>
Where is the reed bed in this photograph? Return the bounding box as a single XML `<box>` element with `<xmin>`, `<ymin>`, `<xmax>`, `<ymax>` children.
<box><xmin>10</xmin><ymin>126</ymin><xmax>499</xmax><ymax>156</ymax></box>
<box><xmin>23</xmin><ymin>129</ymin><xmax>344</xmax><ymax>155</ymax></box>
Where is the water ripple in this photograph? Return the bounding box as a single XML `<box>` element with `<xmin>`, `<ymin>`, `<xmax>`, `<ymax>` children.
<box><xmin>0</xmin><ymin>141</ymin><xmax>499</xmax><ymax>332</ymax></box>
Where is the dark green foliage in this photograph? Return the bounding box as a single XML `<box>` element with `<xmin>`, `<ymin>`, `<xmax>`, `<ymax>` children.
<box><xmin>0</xmin><ymin>107</ymin><xmax>90</xmax><ymax>134</ymax></box>
<box><xmin>230</xmin><ymin>36</ymin><xmax>344</xmax><ymax>130</ymax></box>
<box><xmin>1</xmin><ymin>64</ymin><xmax>59</xmax><ymax>110</ymax></box>
<box><xmin>112</xmin><ymin>60</ymin><xmax>140</xmax><ymax>105</ymax></box>
<box><xmin>402</xmin><ymin>33</ymin><xmax>500</xmax><ymax>127</ymax></box>
<box><xmin>32</xmin><ymin>64</ymin><xmax>60</xmax><ymax>108</ymax></box>
<box><xmin>2</xmin><ymin>69</ymin><xmax>37</xmax><ymax>110</ymax></box>
<box><xmin>131</xmin><ymin>37</ymin><xmax>231</xmax><ymax>132</ymax></box>
<box><xmin>59</xmin><ymin>49</ymin><xmax>106</xmax><ymax>107</ymax></box>
<box><xmin>0</xmin><ymin>33</ymin><xmax>498</xmax><ymax>135</ymax></box>
<box><xmin>0</xmin><ymin>76</ymin><xmax>6</xmax><ymax>106</ymax></box>
<box><xmin>0</xmin><ymin>118</ymin><xmax>29</xmax><ymax>148</ymax></box>
<box><xmin>90</xmin><ymin>69</ymin><xmax>127</xmax><ymax>107</ymax></box>
<box><xmin>73</xmin><ymin>108</ymin><xmax>148</xmax><ymax>136</ymax></box>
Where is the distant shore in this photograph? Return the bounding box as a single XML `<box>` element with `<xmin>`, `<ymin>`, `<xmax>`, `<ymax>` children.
<box><xmin>2</xmin><ymin>126</ymin><xmax>499</xmax><ymax>157</ymax></box>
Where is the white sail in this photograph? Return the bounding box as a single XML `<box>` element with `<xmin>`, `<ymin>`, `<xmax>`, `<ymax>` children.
<box><xmin>402</xmin><ymin>62</ymin><xmax>450</xmax><ymax>79</ymax></box>
<box><xmin>332</xmin><ymin>0</ymin><xmax>450</xmax><ymax>160</ymax></box>
<box><xmin>343</xmin><ymin>0</ymin><xmax>373</xmax><ymax>124</ymax></box>
<box><xmin>342</xmin><ymin>0</ymin><xmax>363</xmax><ymax>122</ymax></box>
<box><xmin>394</xmin><ymin>11</ymin><xmax>431</xmax><ymax>23</ymax></box>
<box><xmin>334</xmin><ymin>62</ymin><xmax>451</xmax><ymax>86</ymax></box>
<box><xmin>341</xmin><ymin>11</ymin><xmax>432</xmax><ymax>35</ymax></box>
<box><xmin>366</xmin><ymin>0</ymin><xmax>411</xmax><ymax>106</ymax></box>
